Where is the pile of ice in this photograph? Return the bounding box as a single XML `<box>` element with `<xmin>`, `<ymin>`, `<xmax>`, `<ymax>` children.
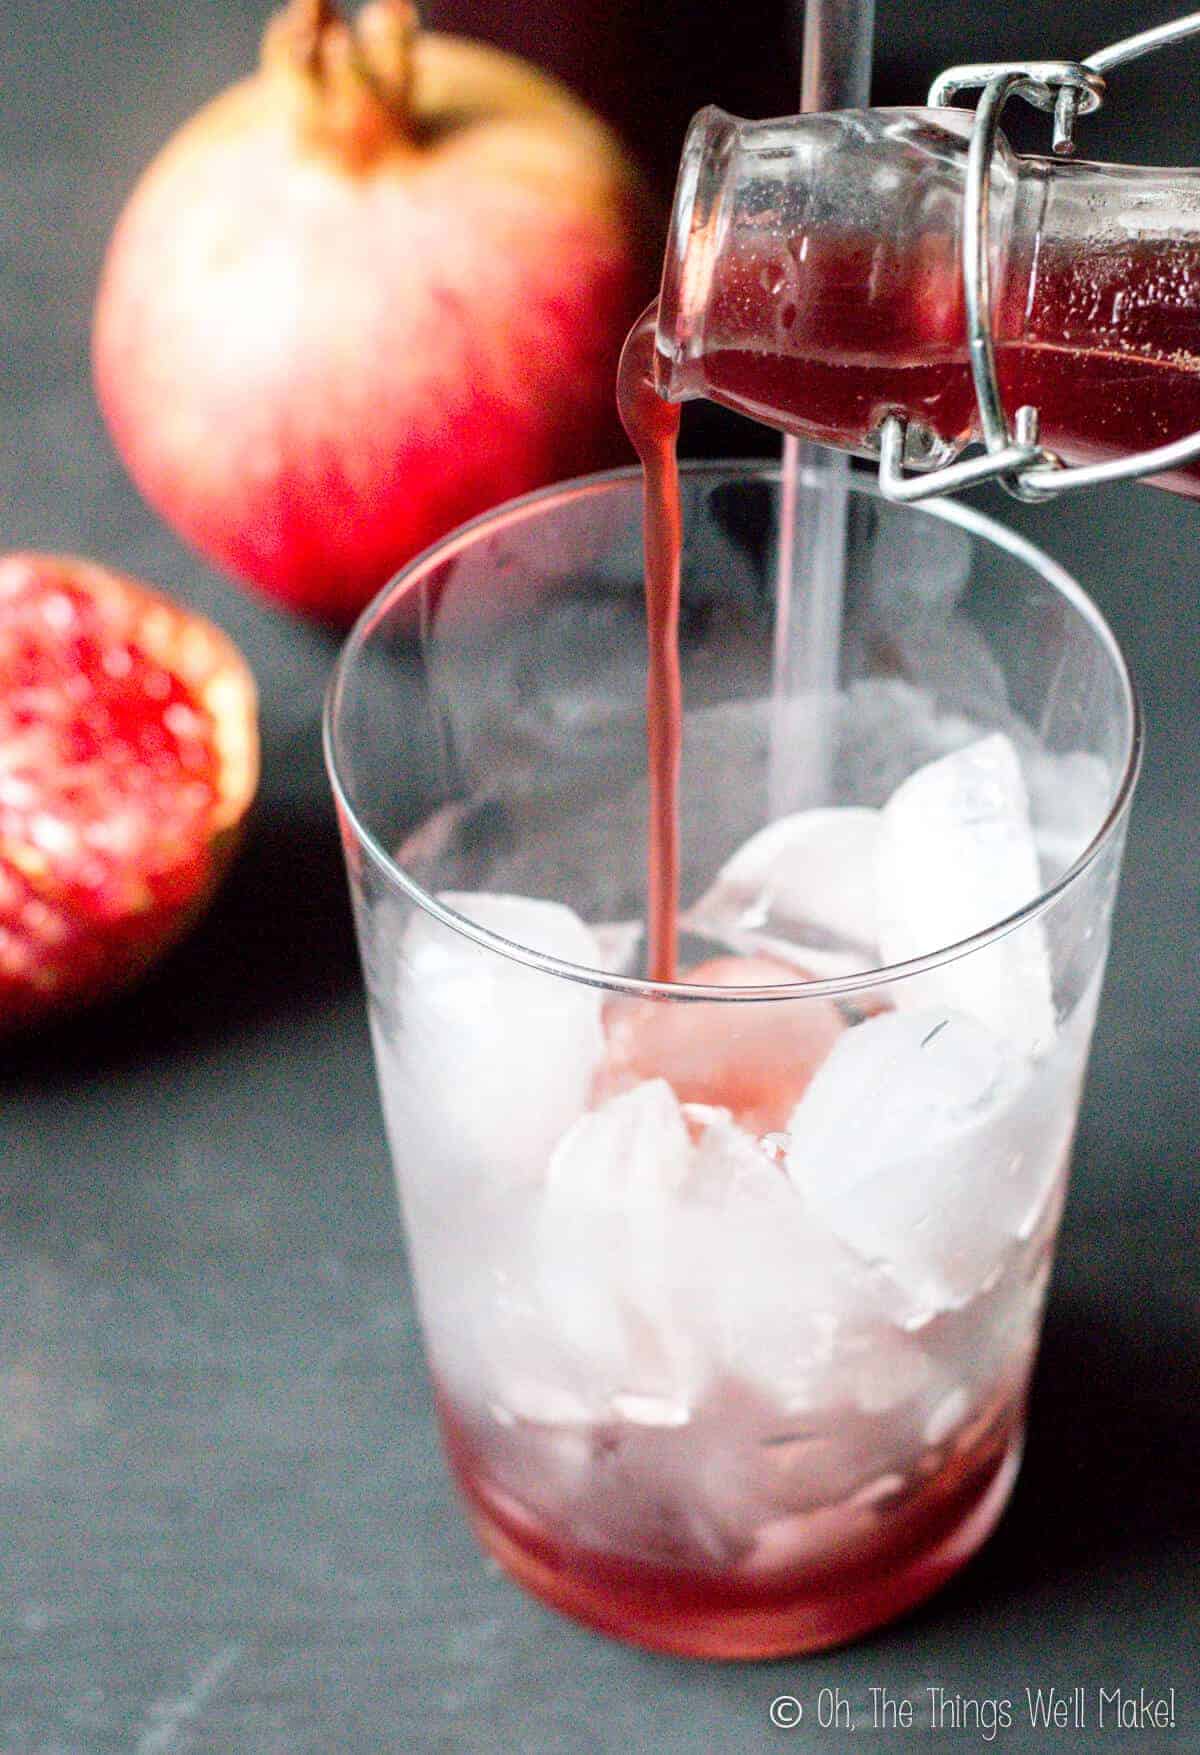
<box><xmin>389</xmin><ymin>734</ymin><xmax>1083</xmax><ymax>1452</ymax></box>
<box><xmin>432</xmin><ymin>1071</ymin><xmax>938</xmax><ymax>1434</ymax></box>
<box><xmin>688</xmin><ymin>731</ymin><xmax>1057</xmax><ymax>1057</ymax></box>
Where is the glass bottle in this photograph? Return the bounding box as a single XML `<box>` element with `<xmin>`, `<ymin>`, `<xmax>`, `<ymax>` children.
<box><xmin>655</xmin><ymin>106</ymin><xmax>1200</xmax><ymax>492</ymax></box>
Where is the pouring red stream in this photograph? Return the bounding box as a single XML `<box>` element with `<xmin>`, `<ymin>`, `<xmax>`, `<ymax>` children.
<box><xmin>617</xmin><ymin>301</ymin><xmax>683</xmax><ymax>984</ymax></box>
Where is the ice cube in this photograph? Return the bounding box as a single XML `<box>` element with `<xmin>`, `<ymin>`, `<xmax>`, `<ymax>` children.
<box><xmin>545</xmin><ymin>1076</ymin><xmax>692</xmax><ymax>1204</ymax></box>
<box><xmin>744</xmin><ymin>1501</ymin><xmax>888</xmax><ymax>1576</ymax></box>
<box><xmin>688</xmin><ymin>1109</ymin><xmax>776</xmax><ymax>1200</ymax></box>
<box><xmin>875</xmin><ymin>734</ymin><xmax>1056</xmax><ymax>1058</ymax></box>
<box><xmin>412</xmin><ymin>1183</ymin><xmax>591</xmax><ymax>1421</ymax></box>
<box><xmin>676</xmin><ymin>1116</ymin><xmax>914</xmax><ymax>1415</ymax></box>
<box><xmin>784</xmin><ymin>1007</ymin><xmax>1038</xmax><ymax>1320</ymax></box>
<box><xmin>684</xmin><ymin>807</ymin><xmax>882</xmax><ymax>975</ymax></box>
<box><xmin>840</xmin><ymin>1329</ymin><xmax>937</xmax><ymax>1416</ymax></box>
<box><xmin>534</xmin><ymin>1081</ymin><xmax>707</xmax><ymax>1413</ymax></box>
<box><xmin>390</xmin><ymin>891</ymin><xmax>605</xmax><ymax>1192</ymax></box>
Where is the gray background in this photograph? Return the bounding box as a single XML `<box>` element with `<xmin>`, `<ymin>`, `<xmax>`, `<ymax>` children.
<box><xmin>1</xmin><ymin>2</ymin><xmax>1197</xmax><ymax>1750</ymax></box>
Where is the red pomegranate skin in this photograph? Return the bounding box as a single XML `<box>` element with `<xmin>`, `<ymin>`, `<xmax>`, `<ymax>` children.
<box><xmin>92</xmin><ymin>1</ymin><xmax>657</xmax><ymax>623</ymax></box>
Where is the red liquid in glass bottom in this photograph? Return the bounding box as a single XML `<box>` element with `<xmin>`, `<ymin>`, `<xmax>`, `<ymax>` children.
<box><xmin>438</xmin><ymin>1386</ymin><xmax>1025</xmax><ymax>1658</ymax></box>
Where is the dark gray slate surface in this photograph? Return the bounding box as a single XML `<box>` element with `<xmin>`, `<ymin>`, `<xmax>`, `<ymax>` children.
<box><xmin>1</xmin><ymin>3</ymin><xmax>1197</xmax><ymax>1750</ymax></box>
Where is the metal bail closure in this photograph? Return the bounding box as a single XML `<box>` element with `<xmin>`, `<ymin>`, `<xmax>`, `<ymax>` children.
<box><xmin>877</xmin><ymin>10</ymin><xmax>1200</xmax><ymax>506</ymax></box>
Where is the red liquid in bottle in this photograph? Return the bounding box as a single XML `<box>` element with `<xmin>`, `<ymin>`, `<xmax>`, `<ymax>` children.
<box><xmin>700</xmin><ymin>232</ymin><xmax>1200</xmax><ymax>490</ymax></box>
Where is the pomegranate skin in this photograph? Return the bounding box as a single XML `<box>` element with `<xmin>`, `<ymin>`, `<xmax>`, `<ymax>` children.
<box><xmin>93</xmin><ymin>4</ymin><xmax>656</xmax><ymax>623</ymax></box>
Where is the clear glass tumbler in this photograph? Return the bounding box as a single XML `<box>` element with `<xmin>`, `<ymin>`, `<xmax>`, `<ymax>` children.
<box><xmin>325</xmin><ymin>462</ymin><xmax>1139</xmax><ymax>1658</ymax></box>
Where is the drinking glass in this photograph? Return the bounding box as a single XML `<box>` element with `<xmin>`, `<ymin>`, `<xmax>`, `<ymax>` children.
<box><xmin>325</xmin><ymin>461</ymin><xmax>1139</xmax><ymax>1658</ymax></box>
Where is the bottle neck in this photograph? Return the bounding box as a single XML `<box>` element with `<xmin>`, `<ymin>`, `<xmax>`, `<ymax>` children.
<box><xmin>656</xmin><ymin>106</ymin><xmax>1004</xmax><ymax>416</ymax></box>
<box><xmin>655</xmin><ymin>106</ymin><xmax>739</xmax><ymax>403</ymax></box>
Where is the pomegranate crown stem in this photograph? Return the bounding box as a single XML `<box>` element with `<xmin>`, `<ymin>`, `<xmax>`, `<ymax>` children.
<box><xmin>264</xmin><ymin>0</ymin><xmax>420</xmax><ymax>166</ymax></box>
<box><xmin>291</xmin><ymin>0</ymin><xmax>340</xmax><ymax>70</ymax></box>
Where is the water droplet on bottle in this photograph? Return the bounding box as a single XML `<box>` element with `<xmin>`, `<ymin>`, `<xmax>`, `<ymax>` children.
<box><xmin>759</xmin><ymin>260</ymin><xmax>789</xmax><ymax>298</ymax></box>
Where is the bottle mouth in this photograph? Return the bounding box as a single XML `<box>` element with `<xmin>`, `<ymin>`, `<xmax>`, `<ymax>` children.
<box><xmin>655</xmin><ymin>106</ymin><xmax>740</xmax><ymax>403</ymax></box>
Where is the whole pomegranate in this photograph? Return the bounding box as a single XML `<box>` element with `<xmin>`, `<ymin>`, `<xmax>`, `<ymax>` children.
<box><xmin>0</xmin><ymin>554</ymin><xmax>258</xmax><ymax>1031</ymax></box>
<box><xmin>93</xmin><ymin>0</ymin><xmax>655</xmax><ymax>622</ymax></box>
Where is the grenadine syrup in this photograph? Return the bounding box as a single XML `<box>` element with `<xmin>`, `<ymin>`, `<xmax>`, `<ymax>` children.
<box><xmin>700</xmin><ymin>233</ymin><xmax>1200</xmax><ymax>491</ymax></box>
<box><xmin>439</xmin><ymin>1379</ymin><xmax>1025</xmax><ymax>1660</ymax></box>
<box><xmin>616</xmin><ymin>304</ymin><xmax>684</xmax><ymax>983</ymax></box>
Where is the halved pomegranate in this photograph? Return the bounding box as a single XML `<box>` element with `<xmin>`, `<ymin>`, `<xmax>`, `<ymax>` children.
<box><xmin>0</xmin><ymin>554</ymin><xmax>259</xmax><ymax>1030</ymax></box>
